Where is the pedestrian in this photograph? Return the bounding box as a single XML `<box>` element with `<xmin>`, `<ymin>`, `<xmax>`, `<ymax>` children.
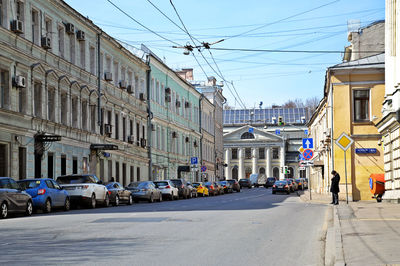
<box><xmin>330</xmin><ymin>170</ymin><xmax>340</xmax><ymax>205</ymax></box>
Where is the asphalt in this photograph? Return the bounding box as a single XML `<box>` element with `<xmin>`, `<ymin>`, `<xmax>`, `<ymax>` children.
<box><xmin>0</xmin><ymin>187</ymin><xmax>329</xmax><ymax>266</ymax></box>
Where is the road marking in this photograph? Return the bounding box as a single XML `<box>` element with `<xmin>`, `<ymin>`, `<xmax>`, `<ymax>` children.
<box><xmin>358</xmin><ymin>218</ymin><xmax>400</xmax><ymax>221</ymax></box>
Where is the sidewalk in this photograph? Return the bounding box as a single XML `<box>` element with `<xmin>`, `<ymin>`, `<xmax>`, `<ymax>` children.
<box><xmin>300</xmin><ymin>190</ymin><xmax>400</xmax><ymax>265</ymax></box>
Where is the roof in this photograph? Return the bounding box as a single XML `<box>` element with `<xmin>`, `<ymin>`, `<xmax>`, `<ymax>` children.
<box><xmin>330</xmin><ymin>53</ymin><xmax>385</xmax><ymax>70</ymax></box>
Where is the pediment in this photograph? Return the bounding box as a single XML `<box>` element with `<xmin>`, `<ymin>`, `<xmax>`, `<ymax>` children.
<box><xmin>224</xmin><ymin>125</ymin><xmax>282</xmax><ymax>142</ymax></box>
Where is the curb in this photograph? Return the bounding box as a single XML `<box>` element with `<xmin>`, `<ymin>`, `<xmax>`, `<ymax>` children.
<box><xmin>333</xmin><ymin>206</ymin><xmax>345</xmax><ymax>266</ymax></box>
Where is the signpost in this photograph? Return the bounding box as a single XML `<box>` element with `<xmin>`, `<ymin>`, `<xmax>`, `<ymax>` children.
<box><xmin>302</xmin><ymin>138</ymin><xmax>314</xmax><ymax>149</ymax></box>
<box><xmin>302</xmin><ymin>149</ymin><xmax>314</xmax><ymax>160</ymax></box>
<box><xmin>190</xmin><ymin>157</ymin><xmax>198</xmax><ymax>165</ymax></box>
<box><xmin>335</xmin><ymin>132</ymin><xmax>354</xmax><ymax>204</ymax></box>
<box><xmin>275</xmin><ymin>129</ymin><xmax>281</xmax><ymax>135</ymax></box>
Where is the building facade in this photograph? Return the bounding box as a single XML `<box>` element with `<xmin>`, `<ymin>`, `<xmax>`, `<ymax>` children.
<box><xmin>223</xmin><ymin>108</ymin><xmax>309</xmax><ymax>180</ymax></box>
<box><xmin>200</xmin><ymin>96</ymin><xmax>215</xmax><ymax>181</ymax></box>
<box><xmin>376</xmin><ymin>0</ymin><xmax>400</xmax><ymax>201</ymax></box>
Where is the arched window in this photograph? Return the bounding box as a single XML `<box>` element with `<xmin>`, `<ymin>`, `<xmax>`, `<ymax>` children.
<box><xmin>288</xmin><ymin>167</ymin><xmax>294</xmax><ymax>178</ymax></box>
<box><xmin>259</xmin><ymin>167</ymin><xmax>265</xmax><ymax>175</ymax></box>
<box><xmin>245</xmin><ymin>167</ymin><xmax>252</xmax><ymax>178</ymax></box>
<box><xmin>241</xmin><ymin>132</ymin><xmax>255</xmax><ymax>139</ymax></box>
<box><xmin>232</xmin><ymin>166</ymin><xmax>238</xmax><ymax>180</ymax></box>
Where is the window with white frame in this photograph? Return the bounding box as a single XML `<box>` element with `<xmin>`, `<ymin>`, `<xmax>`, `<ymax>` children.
<box><xmin>48</xmin><ymin>88</ymin><xmax>55</xmax><ymax>122</ymax></box>
<box><xmin>69</xmin><ymin>34</ymin><xmax>75</xmax><ymax>64</ymax></box>
<box><xmin>82</xmin><ymin>100</ymin><xmax>88</xmax><ymax>130</ymax></box>
<box><xmin>58</xmin><ymin>25</ymin><xmax>65</xmax><ymax>58</ymax></box>
<box><xmin>71</xmin><ymin>97</ymin><xmax>78</xmax><ymax>128</ymax></box>
<box><xmin>34</xmin><ymin>82</ymin><xmax>42</xmax><ymax>117</ymax></box>
<box><xmin>31</xmin><ymin>9</ymin><xmax>39</xmax><ymax>45</ymax></box>
<box><xmin>89</xmin><ymin>46</ymin><xmax>95</xmax><ymax>75</ymax></box>
<box><xmin>353</xmin><ymin>89</ymin><xmax>370</xmax><ymax>122</ymax></box>
<box><xmin>79</xmin><ymin>41</ymin><xmax>85</xmax><ymax>69</ymax></box>
<box><xmin>0</xmin><ymin>69</ymin><xmax>9</xmax><ymax>108</ymax></box>
<box><xmin>113</xmin><ymin>61</ymin><xmax>119</xmax><ymax>87</ymax></box>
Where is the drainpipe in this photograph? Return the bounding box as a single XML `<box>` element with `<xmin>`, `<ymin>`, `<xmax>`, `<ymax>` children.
<box><xmin>330</xmin><ymin>77</ymin><xmax>334</xmax><ymax>172</ymax></box>
<box><xmin>146</xmin><ymin>55</ymin><xmax>152</xmax><ymax>180</ymax></box>
<box><xmin>199</xmin><ymin>94</ymin><xmax>204</xmax><ymax>182</ymax></box>
<box><xmin>213</xmin><ymin>91</ymin><xmax>217</xmax><ymax>181</ymax></box>
<box><xmin>97</xmin><ymin>33</ymin><xmax>102</xmax><ymax>128</ymax></box>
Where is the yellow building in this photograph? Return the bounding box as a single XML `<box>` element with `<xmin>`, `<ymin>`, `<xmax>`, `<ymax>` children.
<box><xmin>309</xmin><ymin>53</ymin><xmax>385</xmax><ymax>201</ymax></box>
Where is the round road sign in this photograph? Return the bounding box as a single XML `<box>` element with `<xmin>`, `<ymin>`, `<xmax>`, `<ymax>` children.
<box><xmin>302</xmin><ymin>149</ymin><xmax>314</xmax><ymax>160</ymax></box>
<box><xmin>201</xmin><ymin>165</ymin><xmax>207</xmax><ymax>172</ymax></box>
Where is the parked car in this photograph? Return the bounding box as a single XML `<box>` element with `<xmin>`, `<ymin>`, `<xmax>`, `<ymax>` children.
<box><xmin>249</xmin><ymin>174</ymin><xmax>258</xmax><ymax>187</ymax></box>
<box><xmin>295</xmin><ymin>178</ymin><xmax>306</xmax><ymax>190</ymax></box>
<box><xmin>170</xmin><ymin>179</ymin><xmax>190</xmax><ymax>199</ymax></box>
<box><xmin>105</xmin><ymin>182</ymin><xmax>133</xmax><ymax>206</ymax></box>
<box><xmin>18</xmin><ymin>178</ymin><xmax>70</xmax><ymax>213</ymax></box>
<box><xmin>272</xmin><ymin>180</ymin><xmax>290</xmax><ymax>194</ymax></box>
<box><xmin>239</xmin><ymin>178</ymin><xmax>252</xmax><ymax>188</ymax></box>
<box><xmin>186</xmin><ymin>182</ymin><xmax>198</xmax><ymax>198</ymax></box>
<box><xmin>219</xmin><ymin>181</ymin><xmax>233</xmax><ymax>193</ymax></box>
<box><xmin>0</xmin><ymin>177</ymin><xmax>33</xmax><ymax>219</ymax></box>
<box><xmin>213</xmin><ymin>182</ymin><xmax>225</xmax><ymax>195</ymax></box>
<box><xmin>56</xmin><ymin>174</ymin><xmax>109</xmax><ymax>208</ymax></box>
<box><xmin>286</xmin><ymin>179</ymin><xmax>296</xmax><ymax>192</ymax></box>
<box><xmin>226</xmin><ymin>179</ymin><xmax>241</xmax><ymax>192</ymax></box>
<box><xmin>192</xmin><ymin>182</ymin><xmax>209</xmax><ymax>197</ymax></box>
<box><xmin>264</xmin><ymin>177</ymin><xmax>277</xmax><ymax>188</ymax></box>
<box><xmin>154</xmin><ymin>180</ymin><xmax>179</xmax><ymax>200</ymax></box>
<box><xmin>126</xmin><ymin>181</ymin><xmax>162</xmax><ymax>203</ymax></box>
<box><xmin>204</xmin><ymin>182</ymin><xmax>218</xmax><ymax>196</ymax></box>
<box><xmin>287</xmin><ymin>178</ymin><xmax>298</xmax><ymax>191</ymax></box>
<box><xmin>255</xmin><ymin>175</ymin><xmax>266</xmax><ymax>187</ymax></box>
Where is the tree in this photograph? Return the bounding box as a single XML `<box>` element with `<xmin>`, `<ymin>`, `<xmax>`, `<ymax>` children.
<box><xmin>304</xmin><ymin>97</ymin><xmax>320</xmax><ymax>112</ymax></box>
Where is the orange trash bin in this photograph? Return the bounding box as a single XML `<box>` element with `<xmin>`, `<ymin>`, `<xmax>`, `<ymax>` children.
<box><xmin>369</xmin><ymin>173</ymin><xmax>385</xmax><ymax>202</ymax></box>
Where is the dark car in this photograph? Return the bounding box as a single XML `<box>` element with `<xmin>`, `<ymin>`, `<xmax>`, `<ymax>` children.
<box><xmin>295</xmin><ymin>178</ymin><xmax>305</xmax><ymax>190</ymax></box>
<box><xmin>204</xmin><ymin>182</ymin><xmax>217</xmax><ymax>196</ymax></box>
<box><xmin>287</xmin><ymin>178</ymin><xmax>298</xmax><ymax>191</ymax></box>
<box><xmin>226</xmin><ymin>179</ymin><xmax>241</xmax><ymax>192</ymax></box>
<box><xmin>239</xmin><ymin>178</ymin><xmax>252</xmax><ymax>189</ymax></box>
<box><xmin>186</xmin><ymin>182</ymin><xmax>198</xmax><ymax>198</ymax></box>
<box><xmin>286</xmin><ymin>179</ymin><xmax>295</xmax><ymax>192</ymax></box>
<box><xmin>126</xmin><ymin>181</ymin><xmax>162</xmax><ymax>203</ymax></box>
<box><xmin>170</xmin><ymin>179</ymin><xmax>190</xmax><ymax>199</ymax></box>
<box><xmin>213</xmin><ymin>182</ymin><xmax>225</xmax><ymax>195</ymax></box>
<box><xmin>105</xmin><ymin>182</ymin><xmax>133</xmax><ymax>206</ymax></box>
<box><xmin>18</xmin><ymin>178</ymin><xmax>70</xmax><ymax>213</ymax></box>
<box><xmin>264</xmin><ymin>177</ymin><xmax>277</xmax><ymax>188</ymax></box>
<box><xmin>272</xmin><ymin>180</ymin><xmax>290</xmax><ymax>194</ymax></box>
<box><xmin>0</xmin><ymin>177</ymin><xmax>33</xmax><ymax>219</ymax></box>
<box><xmin>219</xmin><ymin>181</ymin><xmax>233</xmax><ymax>193</ymax></box>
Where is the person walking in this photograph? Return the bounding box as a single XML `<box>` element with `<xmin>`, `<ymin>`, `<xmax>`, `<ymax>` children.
<box><xmin>330</xmin><ymin>170</ymin><xmax>340</xmax><ymax>205</ymax></box>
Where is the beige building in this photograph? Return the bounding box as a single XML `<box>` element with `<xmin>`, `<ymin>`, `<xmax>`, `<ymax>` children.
<box><xmin>200</xmin><ymin>96</ymin><xmax>216</xmax><ymax>181</ymax></box>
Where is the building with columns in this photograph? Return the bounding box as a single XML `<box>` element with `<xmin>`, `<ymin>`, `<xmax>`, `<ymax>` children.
<box><xmin>223</xmin><ymin>108</ymin><xmax>309</xmax><ymax>180</ymax></box>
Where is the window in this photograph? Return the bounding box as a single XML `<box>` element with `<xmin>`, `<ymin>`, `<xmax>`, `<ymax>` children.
<box><xmin>353</xmin><ymin>90</ymin><xmax>370</xmax><ymax>122</ymax></box>
<box><xmin>45</xmin><ymin>17</ymin><xmax>52</xmax><ymax>38</ymax></box>
<box><xmin>89</xmin><ymin>46</ymin><xmax>95</xmax><ymax>75</ymax></box>
<box><xmin>259</xmin><ymin>148</ymin><xmax>265</xmax><ymax>159</ymax></box>
<box><xmin>61</xmin><ymin>155</ymin><xmax>66</xmax><ymax>175</ymax></box>
<box><xmin>79</xmin><ymin>41</ymin><xmax>85</xmax><ymax>69</ymax></box>
<box><xmin>137</xmin><ymin>167</ymin><xmax>140</xmax><ymax>182</ymax></box>
<box><xmin>115</xmin><ymin>161</ymin><xmax>120</xmax><ymax>183</ymax></box>
<box><xmin>136</xmin><ymin>122</ymin><xmax>140</xmax><ymax>143</ymax></box>
<box><xmin>273</xmin><ymin>148</ymin><xmax>279</xmax><ymax>159</ymax></box>
<box><xmin>69</xmin><ymin>34</ymin><xmax>75</xmax><ymax>64</ymax></box>
<box><xmin>122</xmin><ymin>117</ymin><xmax>126</xmax><ymax>142</ymax></box>
<box><xmin>34</xmin><ymin>82</ymin><xmax>42</xmax><ymax>117</ymax></box>
<box><xmin>90</xmin><ymin>105</ymin><xmax>96</xmax><ymax>133</ymax></box>
<box><xmin>18</xmin><ymin>147</ymin><xmax>26</xmax><ymax>180</ymax></box>
<box><xmin>60</xmin><ymin>93</ymin><xmax>67</xmax><ymax>125</ymax></box>
<box><xmin>31</xmin><ymin>9</ymin><xmax>39</xmax><ymax>45</ymax></box>
<box><xmin>71</xmin><ymin>97</ymin><xmax>78</xmax><ymax>128</ymax></box>
<box><xmin>113</xmin><ymin>61</ymin><xmax>119</xmax><ymax>87</ymax></box>
<box><xmin>231</xmin><ymin>148</ymin><xmax>238</xmax><ymax>160</ymax></box>
<box><xmin>130</xmin><ymin>165</ymin><xmax>134</xmax><ymax>183</ymax></box>
<box><xmin>58</xmin><ymin>25</ymin><xmax>64</xmax><ymax>58</ymax></box>
<box><xmin>0</xmin><ymin>144</ymin><xmax>6</xmax><ymax>176</ymax></box>
<box><xmin>245</xmin><ymin>148</ymin><xmax>251</xmax><ymax>159</ymax></box>
<box><xmin>73</xmin><ymin>157</ymin><xmax>78</xmax><ymax>174</ymax></box>
<box><xmin>108</xmin><ymin>160</ymin><xmax>112</xmax><ymax>181</ymax></box>
<box><xmin>82</xmin><ymin>100</ymin><xmax>88</xmax><ymax>130</ymax></box>
<box><xmin>241</xmin><ymin>132</ymin><xmax>255</xmax><ymax>139</ymax></box>
<box><xmin>0</xmin><ymin>0</ymin><xmax>5</xmax><ymax>28</ymax></box>
<box><xmin>48</xmin><ymin>153</ymin><xmax>54</xmax><ymax>179</ymax></box>
<box><xmin>48</xmin><ymin>88</ymin><xmax>55</xmax><ymax>122</ymax></box>
<box><xmin>0</xmin><ymin>69</ymin><xmax>9</xmax><ymax>108</ymax></box>
<box><xmin>115</xmin><ymin>113</ymin><xmax>119</xmax><ymax>140</ymax></box>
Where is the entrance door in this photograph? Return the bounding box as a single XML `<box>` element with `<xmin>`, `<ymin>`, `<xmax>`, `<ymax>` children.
<box><xmin>34</xmin><ymin>152</ymin><xmax>41</xmax><ymax>178</ymax></box>
<box><xmin>245</xmin><ymin>167</ymin><xmax>252</xmax><ymax>178</ymax></box>
<box><xmin>0</xmin><ymin>144</ymin><xmax>7</xmax><ymax>176</ymax></box>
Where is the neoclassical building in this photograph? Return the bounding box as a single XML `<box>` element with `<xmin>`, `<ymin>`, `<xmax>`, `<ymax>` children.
<box><xmin>223</xmin><ymin>108</ymin><xmax>309</xmax><ymax>180</ymax></box>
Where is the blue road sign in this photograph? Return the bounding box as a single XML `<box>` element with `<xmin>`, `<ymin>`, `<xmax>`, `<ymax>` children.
<box><xmin>190</xmin><ymin>157</ymin><xmax>198</xmax><ymax>165</ymax></box>
<box><xmin>275</xmin><ymin>129</ymin><xmax>281</xmax><ymax>135</ymax></box>
<box><xmin>201</xmin><ymin>165</ymin><xmax>207</xmax><ymax>172</ymax></box>
<box><xmin>299</xmin><ymin>153</ymin><xmax>305</xmax><ymax>161</ymax></box>
<box><xmin>302</xmin><ymin>138</ymin><xmax>314</xmax><ymax>149</ymax></box>
<box><xmin>304</xmin><ymin>129</ymin><xmax>308</xmax><ymax>135</ymax></box>
<box><xmin>249</xmin><ymin>127</ymin><xmax>254</xmax><ymax>133</ymax></box>
<box><xmin>303</xmin><ymin>149</ymin><xmax>314</xmax><ymax>160</ymax></box>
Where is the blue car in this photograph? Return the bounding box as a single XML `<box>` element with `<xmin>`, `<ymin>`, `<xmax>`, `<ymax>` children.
<box><xmin>17</xmin><ymin>178</ymin><xmax>70</xmax><ymax>213</ymax></box>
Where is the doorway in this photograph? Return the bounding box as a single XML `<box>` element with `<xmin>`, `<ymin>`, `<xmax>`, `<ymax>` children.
<box><xmin>0</xmin><ymin>144</ymin><xmax>7</xmax><ymax>176</ymax></box>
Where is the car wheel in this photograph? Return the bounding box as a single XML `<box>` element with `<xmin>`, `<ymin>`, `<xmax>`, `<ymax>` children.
<box><xmin>272</xmin><ymin>191</ymin><xmax>276</xmax><ymax>194</ymax></box>
<box><xmin>128</xmin><ymin>195</ymin><xmax>133</xmax><ymax>205</ymax></box>
<box><xmin>148</xmin><ymin>194</ymin><xmax>154</xmax><ymax>203</ymax></box>
<box><xmin>134</xmin><ymin>199</ymin><xmax>139</xmax><ymax>203</ymax></box>
<box><xmin>104</xmin><ymin>194</ymin><xmax>110</xmax><ymax>207</ymax></box>
<box><xmin>26</xmin><ymin>201</ymin><xmax>33</xmax><ymax>216</ymax></box>
<box><xmin>90</xmin><ymin>193</ymin><xmax>96</xmax><ymax>209</ymax></box>
<box><xmin>1</xmin><ymin>202</ymin><xmax>8</xmax><ymax>219</ymax></box>
<box><xmin>43</xmin><ymin>199</ymin><xmax>52</xmax><ymax>213</ymax></box>
<box><xmin>114</xmin><ymin>195</ymin><xmax>120</xmax><ymax>207</ymax></box>
<box><xmin>64</xmin><ymin>198</ymin><xmax>70</xmax><ymax>211</ymax></box>
<box><xmin>170</xmin><ymin>194</ymin><xmax>174</xmax><ymax>201</ymax></box>
<box><xmin>202</xmin><ymin>192</ymin><xmax>205</xmax><ymax>197</ymax></box>
<box><xmin>159</xmin><ymin>193</ymin><xmax>163</xmax><ymax>202</ymax></box>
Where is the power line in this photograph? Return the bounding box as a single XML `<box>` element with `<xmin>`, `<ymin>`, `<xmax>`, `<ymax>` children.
<box><xmin>208</xmin><ymin>47</ymin><xmax>383</xmax><ymax>54</ymax></box>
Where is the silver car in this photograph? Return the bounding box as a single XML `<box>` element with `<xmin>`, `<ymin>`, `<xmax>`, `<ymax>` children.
<box><xmin>153</xmin><ymin>180</ymin><xmax>179</xmax><ymax>200</ymax></box>
<box><xmin>126</xmin><ymin>181</ymin><xmax>162</xmax><ymax>203</ymax></box>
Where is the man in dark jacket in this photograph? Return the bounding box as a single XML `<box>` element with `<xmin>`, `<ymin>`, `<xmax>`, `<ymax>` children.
<box><xmin>330</xmin><ymin>170</ymin><xmax>340</xmax><ymax>205</ymax></box>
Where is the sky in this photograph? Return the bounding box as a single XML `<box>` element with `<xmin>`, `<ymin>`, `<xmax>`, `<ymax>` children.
<box><xmin>64</xmin><ymin>0</ymin><xmax>385</xmax><ymax>109</ymax></box>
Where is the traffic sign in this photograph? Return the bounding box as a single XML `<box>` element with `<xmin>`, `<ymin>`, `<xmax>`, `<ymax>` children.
<box><xmin>299</xmin><ymin>166</ymin><xmax>306</xmax><ymax>170</ymax></box>
<box><xmin>300</xmin><ymin>161</ymin><xmax>314</xmax><ymax>167</ymax></box>
<box><xmin>302</xmin><ymin>138</ymin><xmax>314</xmax><ymax>149</ymax></box>
<box><xmin>275</xmin><ymin>129</ymin><xmax>281</xmax><ymax>135</ymax></box>
<box><xmin>302</xmin><ymin>149</ymin><xmax>314</xmax><ymax>160</ymax></box>
<box><xmin>335</xmin><ymin>132</ymin><xmax>354</xmax><ymax>151</ymax></box>
<box><xmin>248</xmin><ymin>127</ymin><xmax>254</xmax><ymax>133</ymax></box>
<box><xmin>190</xmin><ymin>157</ymin><xmax>198</xmax><ymax>165</ymax></box>
<box><xmin>304</xmin><ymin>129</ymin><xmax>308</xmax><ymax>136</ymax></box>
<box><xmin>298</xmin><ymin>146</ymin><xmax>305</xmax><ymax>153</ymax></box>
<box><xmin>201</xmin><ymin>165</ymin><xmax>207</xmax><ymax>172</ymax></box>
<box><xmin>298</xmin><ymin>153</ymin><xmax>305</xmax><ymax>161</ymax></box>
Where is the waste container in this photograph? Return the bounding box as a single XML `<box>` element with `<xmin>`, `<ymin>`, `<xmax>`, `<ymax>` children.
<box><xmin>369</xmin><ymin>173</ymin><xmax>385</xmax><ymax>202</ymax></box>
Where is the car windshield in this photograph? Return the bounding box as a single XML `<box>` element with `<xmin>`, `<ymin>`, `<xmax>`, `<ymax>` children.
<box><xmin>154</xmin><ymin>181</ymin><xmax>168</xmax><ymax>187</ymax></box>
<box><xmin>240</xmin><ymin>179</ymin><xmax>249</xmax><ymax>181</ymax></box>
<box><xmin>170</xmin><ymin>180</ymin><xmax>182</xmax><ymax>186</ymax></box>
<box><xmin>137</xmin><ymin>182</ymin><xmax>149</xmax><ymax>189</ymax></box>
<box><xmin>227</xmin><ymin>180</ymin><xmax>235</xmax><ymax>184</ymax></box>
<box><xmin>220</xmin><ymin>181</ymin><xmax>227</xmax><ymax>185</ymax></box>
<box><xmin>18</xmin><ymin>180</ymin><xmax>41</xmax><ymax>189</ymax></box>
<box><xmin>57</xmin><ymin>175</ymin><xmax>96</xmax><ymax>184</ymax></box>
<box><xmin>192</xmin><ymin>183</ymin><xmax>200</xmax><ymax>187</ymax></box>
<box><xmin>267</xmin><ymin>178</ymin><xmax>276</xmax><ymax>181</ymax></box>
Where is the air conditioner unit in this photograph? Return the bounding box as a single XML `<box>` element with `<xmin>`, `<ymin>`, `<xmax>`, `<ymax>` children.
<box><xmin>139</xmin><ymin>93</ymin><xmax>145</xmax><ymax>101</ymax></box>
<box><xmin>165</xmin><ymin>96</ymin><xmax>171</xmax><ymax>102</ymax></box>
<box><xmin>165</xmin><ymin>87</ymin><xmax>171</xmax><ymax>94</ymax></box>
<box><xmin>127</xmin><ymin>135</ymin><xmax>134</xmax><ymax>144</ymax></box>
<box><xmin>65</xmin><ymin>23</ymin><xmax>75</xmax><ymax>34</ymax></box>
<box><xmin>172</xmin><ymin>131</ymin><xmax>177</xmax><ymax>138</ymax></box>
<box><xmin>185</xmin><ymin>101</ymin><xmax>190</xmax><ymax>108</ymax></box>
<box><xmin>41</xmin><ymin>37</ymin><xmax>51</xmax><ymax>49</ymax></box>
<box><xmin>127</xmin><ymin>85</ymin><xmax>134</xmax><ymax>94</ymax></box>
<box><xmin>151</xmin><ymin>124</ymin><xmax>155</xmax><ymax>131</ymax></box>
<box><xmin>76</xmin><ymin>30</ymin><xmax>85</xmax><ymax>41</ymax></box>
<box><xmin>119</xmin><ymin>80</ymin><xmax>127</xmax><ymax>89</ymax></box>
<box><xmin>11</xmin><ymin>20</ymin><xmax>23</xmax><ymax>34</ymax></box>
<box><xmin>140</xmin><ymin>138</ymin><xmax>147</xmax><ymax>148</ymax></box>
<box><xmin>104</xmin><ymin>72</ymin><xmax>113</xmax><ymax>81</ymax></box>
<box><xmin>13</xmin><ymin>76</ymin><xmax>26</xmax><ymax>88</ymax></box>
<box><xmin>104</xmin><ymin>124</ymin><xmax>112</xmax><ymax>135</ymax></box>
<box><xmin>176</xmin><ymin>101</ymin><xmax>181</xmax><ymax>108</ymax></box>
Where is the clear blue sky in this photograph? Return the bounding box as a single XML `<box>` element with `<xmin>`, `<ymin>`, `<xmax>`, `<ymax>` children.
<box><xmin>64</xmin><ymin>0</ymin><xmax>384</xmax><ymax>108</ymax></box>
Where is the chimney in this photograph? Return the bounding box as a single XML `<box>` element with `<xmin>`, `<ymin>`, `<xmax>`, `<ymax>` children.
<box><xmin>207</xmin><ymin>76</ymin><xmax>216</xmax><ymax>86</ymax></box>
<box><xmin>176</xmin><ymin>68</ymin><xmax>193</xmax><ymax>81</ymax></box>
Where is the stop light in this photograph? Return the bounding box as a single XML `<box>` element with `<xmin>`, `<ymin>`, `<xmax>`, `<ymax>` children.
<box><xmin>278</xmin><ymin>116</ymin><xmax>284</xmax><ymax>126</ymax></box>
<box><xmin>284</xmin><ymin>166</ymin><xmax>288</xmax><ymax>174</ymax></box>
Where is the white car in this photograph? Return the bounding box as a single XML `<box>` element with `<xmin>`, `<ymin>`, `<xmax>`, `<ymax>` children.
<box><xmin>153</xmin><ymin>180</ymin><xmax>179</xmax><ymax>200</ymax></box>
<box><xmin>56</xmin><ymin>174</ymin><xmax>109</xmax><ymax>208</ymax></box>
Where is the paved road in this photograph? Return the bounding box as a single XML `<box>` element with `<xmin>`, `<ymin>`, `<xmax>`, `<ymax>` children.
<box><xmin>0</xmin><ymin>188</ymin><xmax>328</xmax><ymax>266</ymax></box>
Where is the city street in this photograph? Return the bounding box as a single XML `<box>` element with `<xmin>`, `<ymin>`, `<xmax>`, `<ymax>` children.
<box><xmin>0</xmin><ymin>188</ymin><xmax>328</xmax><ymax>266</ymax></box>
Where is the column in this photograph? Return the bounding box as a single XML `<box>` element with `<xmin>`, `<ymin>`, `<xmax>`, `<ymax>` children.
<box><xmin>238</xmin><ymin>148</ymin><xmax>244</xmax><ymax>179</ymax></box>
<box><xmin>252</xmin><ymin>148</ymin><xmax>257</xmax><ymax>174</ymax></box>
<box><xmin>266</xmin><ymin>147</ymin><xmax>271</xmax><ymax>177</ymax></box>
<box><xmin>224</xmin><ymin>148</ymin><xmax>230</xmax><ymax>179</ymax></box>
<box><xmin>279</xmin><ymin>145</ymin><xmax>285</xmax><ymax>180</ymax></box>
